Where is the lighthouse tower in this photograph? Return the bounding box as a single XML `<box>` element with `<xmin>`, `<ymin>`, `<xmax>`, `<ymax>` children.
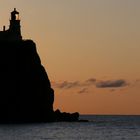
<box><xmin>9</xmin><ymin>8</ymin><xmax>22</xmax><ymax>40</ymax></box>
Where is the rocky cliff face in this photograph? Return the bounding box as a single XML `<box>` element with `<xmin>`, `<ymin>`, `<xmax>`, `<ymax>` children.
<box><xmin>0</xmin><ymin>40</ymin><xmax>79</xmax><ymax>123</ymax></box>
<box><xmin>0</xmin><ymin>40</ymin><xmax>54</xmax><ymax>122</ymax></box>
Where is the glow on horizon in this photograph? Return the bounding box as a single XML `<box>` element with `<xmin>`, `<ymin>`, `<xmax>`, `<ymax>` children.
<box><xmin>0</xmin><ymin>0</ymin><xmax>140</xmax><ymax>114</ymax></box>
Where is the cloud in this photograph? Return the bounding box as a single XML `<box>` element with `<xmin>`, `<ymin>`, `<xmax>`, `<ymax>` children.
<box><xmin>52</xmin><ymin>78</ymin><xmax>129</xmax><ymax>94</ymax></box>
<box><xmin>96</xmin><ymin>79</ymin><xmax>128</xmax><ymax>88</ymax></box>
<box><xmin>78</xmin><ymin>88</ymin><xmax>89</xmax><ymax>94</ymax></box>
<box><xmin>53</xmin><ymin>78</ymin><xmax>96</xmax><ymax>89</ymax></box>
<box><xmin>53</xmin><ymin>81</ymin><xmax>80</xmax><ymax>89</ymax></box>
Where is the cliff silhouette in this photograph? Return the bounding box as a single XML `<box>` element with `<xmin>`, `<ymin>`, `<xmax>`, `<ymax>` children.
<box><xmin>0</xmin><ymin>9</ymin><xmax>80</xmax><ymax>123</ymax></box>
<box><xmin>0</xmin><ymin>40</ymin><xmax>79</xmax><ymax>123</ymax></box>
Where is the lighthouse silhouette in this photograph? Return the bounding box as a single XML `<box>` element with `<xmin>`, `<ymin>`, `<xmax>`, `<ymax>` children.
<box><xmin>0</xmin><ymin>8</ymin><xmax>22</xmax><ymax>41</ymax></box>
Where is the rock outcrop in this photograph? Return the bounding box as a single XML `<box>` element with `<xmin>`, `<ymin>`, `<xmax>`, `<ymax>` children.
<box><xmin>0</xmin><ymin>40</ymin><xmax>79</xmax><ymax>123</ymax></box>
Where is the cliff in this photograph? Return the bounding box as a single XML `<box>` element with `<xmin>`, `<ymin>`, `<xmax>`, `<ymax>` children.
<box><xmin>0</xmin><ymin>40</ymin><xmax>54</xmax><ymax>122</ymax></box>
<box><xmin>0</xmin><ymin>40</ymin><xmax>79</xmax><ymax>123</ymax></box>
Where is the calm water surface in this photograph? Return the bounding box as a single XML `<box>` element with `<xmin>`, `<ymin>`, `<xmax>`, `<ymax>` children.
<box><xmin>0</xmin><ymin>115</ymin><xmax>140</xmax><ymax>140</ymax></box>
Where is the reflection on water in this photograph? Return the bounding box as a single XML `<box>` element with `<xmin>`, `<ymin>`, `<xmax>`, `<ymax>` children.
<box><xmin>0</xmin><ymin>115</ymin><xmax>140</xmax><ymax>140</ymax></box>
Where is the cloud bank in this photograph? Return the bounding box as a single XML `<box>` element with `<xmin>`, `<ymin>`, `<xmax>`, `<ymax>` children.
<box><xmin>53</xmin><ymin>81</ymin><xmax>80</xmax><ymax>89</ymax></box>
<box><xmin>52</xmin><ymin>78</ymin><xmax>129</xmax><ymax>94</ymax></box>
<box><xmin>96</xmin><ymin>79</ymin><xmax>127</xmax><ymax>88</ymax></box>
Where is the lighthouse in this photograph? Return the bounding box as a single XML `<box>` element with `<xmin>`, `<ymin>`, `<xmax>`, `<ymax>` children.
<box><xmin>9</xmin><ymin>8</ymin><xmax>22</xmax><ymax>40</ymax></box>
<box><xmin>0</xmin><ymin>8</ymin><xmax>22</xmax><ymax>41</ymax></box>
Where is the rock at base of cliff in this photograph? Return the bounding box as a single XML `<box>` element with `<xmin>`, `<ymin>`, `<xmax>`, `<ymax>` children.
<box><xmin>54</xmin><ymin>109</ymin><xmax>79</xmax><ymax>122</ymax></box>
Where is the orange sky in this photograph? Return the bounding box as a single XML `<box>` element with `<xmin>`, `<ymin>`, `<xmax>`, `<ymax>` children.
<box><xmin>0</xmin><ymin>0</ymin><xmax>140</xmax><ymax>114</ymax></box>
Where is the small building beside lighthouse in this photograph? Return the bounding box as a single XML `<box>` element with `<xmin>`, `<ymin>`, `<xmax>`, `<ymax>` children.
<box><xmin>0</xmin><ymin>8</ymin><xmax>22</xmax><ymax>41</ymax></box>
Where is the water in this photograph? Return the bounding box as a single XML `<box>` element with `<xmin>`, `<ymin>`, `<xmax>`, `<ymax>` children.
<box><xmin>0</xmin><ymin>115</ymin><xmax>140</xmax><ymax>140</ymax></box>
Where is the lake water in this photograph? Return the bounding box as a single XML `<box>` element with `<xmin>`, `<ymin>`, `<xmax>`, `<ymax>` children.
<box><xmin>0</xmin><ymin>115</ymin><xmax>140</xmax><ymax>140</ymax></box>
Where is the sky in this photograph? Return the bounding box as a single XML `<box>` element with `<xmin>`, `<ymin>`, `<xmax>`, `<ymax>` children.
<box><xmin>0</xmin><ymin>0</ymin><xmax>140</xmax><ymax>114</ymax></box>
